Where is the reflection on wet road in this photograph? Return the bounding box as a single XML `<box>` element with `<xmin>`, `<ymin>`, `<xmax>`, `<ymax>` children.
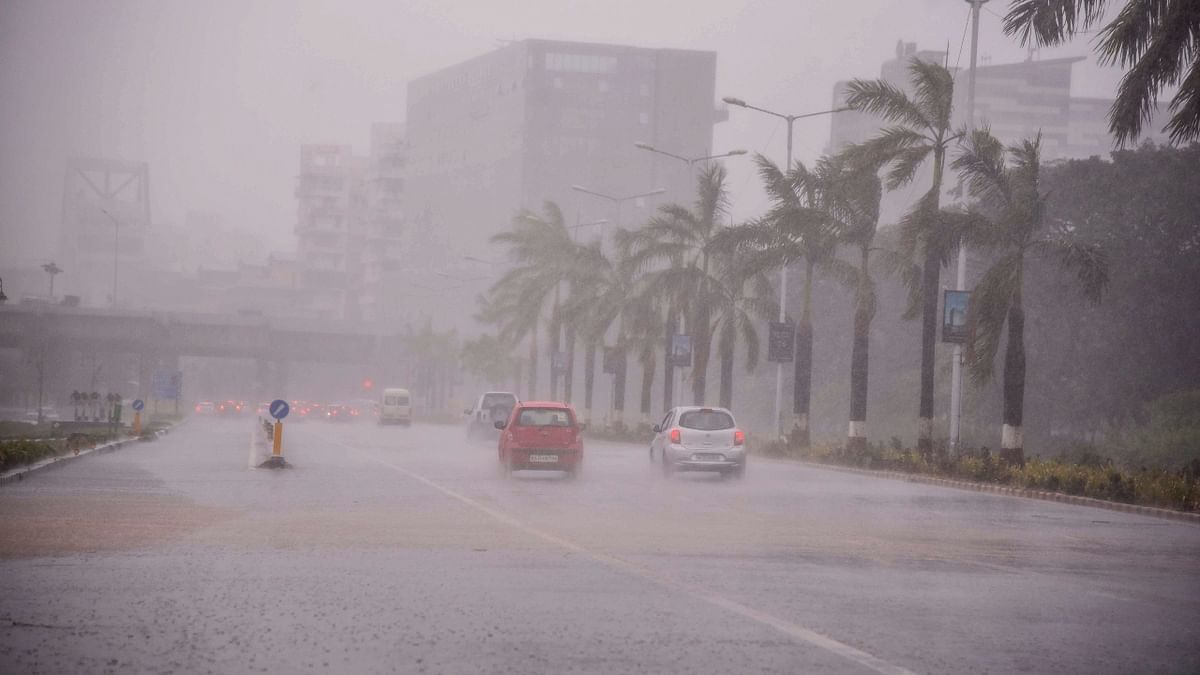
<box><xmin>1</xmin><ymin>418</ymin><xmax>1197</xmax><ymax>673</ymax></box>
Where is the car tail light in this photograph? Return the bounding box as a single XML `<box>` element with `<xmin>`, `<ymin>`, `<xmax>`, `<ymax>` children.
<box><xmin>669</xmin><ymin>428</ymin><xmax>681</xmax><ymax>444</ymax></box>
<box><xmin>195</xmin><ymin>405</ymin><xmax>202</xmax><ymax>412</ymax></box>
<box><xmin>734</xmin><ymin>429</ymin><xmax>745</xmax><ymax>446</ymax></box>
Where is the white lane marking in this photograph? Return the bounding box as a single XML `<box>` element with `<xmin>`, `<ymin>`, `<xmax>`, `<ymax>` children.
<box><xmin>325</xmin><ymin>435</ymin><xmax>915</xmax><ymax>675</ymax></box>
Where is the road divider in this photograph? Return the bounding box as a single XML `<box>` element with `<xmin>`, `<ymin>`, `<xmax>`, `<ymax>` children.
<box><xmin>253</xmin><ymin>416</ymin><xmax>289</xmax><ymax>469</ymax></box>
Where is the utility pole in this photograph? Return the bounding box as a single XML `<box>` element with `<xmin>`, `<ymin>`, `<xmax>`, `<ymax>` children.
<box><xmin>951</xmin><ymin>0</ymin><xmax>989</xmax><ymax>452</ymax></box>
<box><xmin>101</xmin><ymin>209</ymin><xmax>120</xmax><ymax>307</ymax></box>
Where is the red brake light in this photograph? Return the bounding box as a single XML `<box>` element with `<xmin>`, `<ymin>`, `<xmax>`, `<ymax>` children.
<box><xmin>734</xmin><ymin>429</ymin><xmax>745</xmax><ymax>446</ymax></box>
<box><xmin>669</xmin><ymin>428</ymin><xmax>681</xmax><ymax>444</ymax></box>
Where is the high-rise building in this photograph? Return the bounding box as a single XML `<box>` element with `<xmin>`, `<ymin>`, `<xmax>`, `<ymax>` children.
<box><xmin>293</xmin><ymin>144</ymin><xmax>366</xmax><ymax>320</ymax></box>
<box><xmin>828</xmin><ymin>40</ymin><xmax>1173</xmax><ymax>231</ymax></box>
<box><xmin>359</xmin><ymin>123</ymin><xmax>408</xmax><ymax>323</ymax></box>
<box><xmin>403</xmin><ymin>39</ymin><xmax>723</xmax><ymax>329</ymax></box>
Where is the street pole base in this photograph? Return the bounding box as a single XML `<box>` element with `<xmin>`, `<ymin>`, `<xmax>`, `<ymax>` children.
<box><xmin>258</xmin><ymin>456</ymin><xmax>290</xmax><ymax>469</ymax></box>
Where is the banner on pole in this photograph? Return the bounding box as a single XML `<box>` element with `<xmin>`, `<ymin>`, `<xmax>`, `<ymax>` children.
<box><xmin>767</xmin><ymin>322</ymin><xmax>795</xmax><ymax>363</ymax></box>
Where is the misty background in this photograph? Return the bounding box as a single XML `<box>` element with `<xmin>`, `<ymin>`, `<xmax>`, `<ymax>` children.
<box><xmin>0</xmin><ymin>0</ymin><xmax>1125</xmax><ymax>264</ymax></box>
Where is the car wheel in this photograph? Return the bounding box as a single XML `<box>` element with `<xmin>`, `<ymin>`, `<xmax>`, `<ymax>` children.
<box><xmin>498</xmin><ymin>458</ymin><xmax>511</xmax><ymax>479</ymax></box>
<box><xmin>731</xmin><ymin>462</ymin><xmax>745</xmax><ymax>480</ymax></box>
<box><xmin>648</xmin><ymin>445</ymin><xmax>655</xmax><ymax>461</ymax></box>
<box><xmin>661</xmin><ymin>452</ymin><xmax>674</xmax><ymax>478</ymax></box>
<box><xmin>567</xmin><ymin>462</ymin><xmax>581</xmax><ymax>480</ymax></box>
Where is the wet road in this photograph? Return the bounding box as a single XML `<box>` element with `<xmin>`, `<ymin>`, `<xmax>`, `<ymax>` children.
<box><xmin>1</xmin><ymin>417</ymin><xmax>1198</xmax><ymax>674</ymax></box>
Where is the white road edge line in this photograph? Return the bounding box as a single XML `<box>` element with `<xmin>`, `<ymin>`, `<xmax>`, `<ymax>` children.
<box><xmin>326</xmin><ymin>435</ymin><xmax>915</xmax><ymax>675</ymax></box>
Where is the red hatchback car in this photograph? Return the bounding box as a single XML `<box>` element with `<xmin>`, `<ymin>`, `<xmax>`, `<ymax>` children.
<box><xmin>495</xmin><ymin>401</ymin><xmax>583</xmax><ymax>478</ymax></box>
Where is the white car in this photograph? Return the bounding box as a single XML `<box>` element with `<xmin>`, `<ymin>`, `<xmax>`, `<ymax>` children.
<box><xmin>465</xmin><ymin>391</ymin><xmax>519</xmax><ymax>440</ymax></box>
<box><xmin>650</xmin><ymin>406</ymin><xmax>746</xmax><ymax>479</ymax></box>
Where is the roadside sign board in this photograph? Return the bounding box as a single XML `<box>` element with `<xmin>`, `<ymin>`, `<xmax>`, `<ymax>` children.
<box><xmin>768</xmin><ymin>322</ymin><xmax>795</xmax><ymax>363</ymax></box>
<box><xmin>269</xmin><ymin>399</ymin><xmax>290</xmax><ymax>420</ymax></box>
<box><xmin>942</xmin><ymin>290</ymin><xmax>970</xmax><ymax>343</ymax></box>
<box><xmin>668</xmin><ymin>334</ymin><xmax>692</xmax><ymax>368</ymax></box>
<box><xmin>152</xmin><ymin>369</ymin><xmax>182</xmax><ymax>400</ymax></box>
<box><xmin>132</xmin><ymin>399</ymin><xmax>145</xmax><ymax>411</ymax></box>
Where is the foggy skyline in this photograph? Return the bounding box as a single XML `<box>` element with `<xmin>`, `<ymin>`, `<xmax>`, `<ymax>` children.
<box><xmin>1</xmin><ymin>0</ymin><xmax>1128</xmax><ymax>266</ymax></box>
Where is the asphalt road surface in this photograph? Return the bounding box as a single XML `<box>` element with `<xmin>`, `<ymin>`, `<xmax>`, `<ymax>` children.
<box><xmin>1</xmin><ymin>417</ymin><xmax>1198</xmax><ymax>674</ymax></box>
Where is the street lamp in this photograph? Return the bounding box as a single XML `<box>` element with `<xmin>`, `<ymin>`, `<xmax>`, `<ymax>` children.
<box><xmin>100</xmin><ymin>209</ymin><xmax>119</xmax><ymax>308</ymax></box>
<box><xmin>951</xmin><ymin>0</ymin><xmax>991</xmax><ymax>454</ymax></box>
<box><xmin>633</xmin><ymin>142</ymin><xmax>747</xmax><ymax>169</ymax></box>
<box><xmin>41</xmin><ymin>262</ymin><xmax>62</xmax><ymax>298</ymax></box>
<box><xmin>571</xmin><ymin>185</ymin><xmax>665</xmax><ymax>230</ymax></box>
<box><xmin>722</xmin><ymin>96</ymin><xmax>849</xmax><ymax>438</ymax></box>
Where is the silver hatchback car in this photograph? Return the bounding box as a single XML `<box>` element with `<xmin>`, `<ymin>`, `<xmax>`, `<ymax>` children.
<box><xmin>650</xmin><ymin>406</ymin><xmax>746</xmax><ymax>479</ymax></box>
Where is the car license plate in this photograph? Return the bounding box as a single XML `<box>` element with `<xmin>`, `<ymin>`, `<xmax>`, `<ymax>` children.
<box><xmin>529</xmin><ymin>454</ymin><xmax>559</xmax><ymax>463</ymax></box>
<box><xmin>693</xmin><ymin>453</ymin><xmax>722</xmax><ymax>461</ymax></box>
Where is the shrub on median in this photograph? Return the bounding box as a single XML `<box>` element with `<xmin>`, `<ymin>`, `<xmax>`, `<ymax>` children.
<box><xmin>0</xmin><ymin>439</ymin><xmax>62</xmax><ymax>472</ymax></box>
<box><xmin>749</xmin><ymin>435</ymin><xmax>1199</xmax><ymax>513</ymax></box>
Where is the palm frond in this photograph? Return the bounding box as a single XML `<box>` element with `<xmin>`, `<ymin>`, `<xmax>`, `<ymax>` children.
<box><xmin>908</xmin><ymin>58</ymin><xmax>956</xmax><ymax>132</ymax></box>
<box><xmin>965</xmin><ymin>252</ymin><xmax>1022</xmax><ymax>384</ymax></box>
<box><xmin>1002</xmin><ymin>0</ymin><xmax>1110</xmax><ymax>47</ymax></box>
<box><xmin>843</xmin><ymin>78</ymin><xmax>929</xmax><ymax>129</ymax></box>
<box><xmin>1030</xmin><ymin>237</ymin><xmax>1110</xmax><ymax>302</ymax></box>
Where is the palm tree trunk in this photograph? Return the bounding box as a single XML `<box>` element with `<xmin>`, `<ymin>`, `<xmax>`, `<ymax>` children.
<box><xmin>582</xmin><ymin>341</ymin><xmax>595</xmax><ymax>425</ymax></box>
<box><xmin>791</xmin><ymin>261</ymin><xmax>815</xmax><ymax>447</ymax></box>
<box><xmin>1000</xmin><ymin>265</ymin><xmax>1025</xmax><ymax>467</ymax></box>
<box><xmin>640</xmin><ymin>347</ymin><xmax>655</xmax><ymax>426</ymax></box>
<box><xmin>528</xmin><ymin>319</ymin><xmax>539</xmax><ymax>400</ymax></box>
<box><xmin>662</xmin><ymin>308</ymin><xmax>676</xmax><ymax>413</ymax></box>
<box><xmin>564</xmin><ymin>324</ymin><xmax>576</xmax><ymax>404</ymax></box>
<box><xmin>549</xmin><ymin>312</ymin><xmax>560</xmax><ymax>400</ymax></box>
<box><xmin>918</xmin><ymin>244</ymin><xmax>940</xmax><ymax>460</ymax></box>
<box><xmin>848</xmin><ymin>248</ymin><xmax>871</xmax><ymax>453</ymax></box>
<box><xmin>719</xmin><ymin>340</ymin><xmax>734</xmax><ymax>409</ymax></box>
<box><xmin>614</xmin><ymin>346</ymin><xmax>628</xmax><ymax>428</ymax></box>
<box><xmin>918</xmin><ymin>151</ymin><xmax>945</xmax><ymax>460</ymax></box>
<box><xmin>691</xmin><ymin>303</ymin><xmax>711</xmax><ymax>405</ymax></box>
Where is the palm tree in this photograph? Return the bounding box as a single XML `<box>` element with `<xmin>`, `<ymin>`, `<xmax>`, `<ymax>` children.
<box><xmin>952</xmin><ymin>129</ymin><xmax>1109</xmax><ymax>466</ymax></box>
<box><xmin>821</xmin><ymin>156</ymin><xmax>884</xmax><ymax>452</ymax></box>
<box><xmin>707</xmin><ymin>249</ymin><xmax>776</xmax><ymax>409</ymax></box>
<box><xmin>617</xmin><ymin>164</ymin><xmax>732</xmax><ymax>408</ymax></box>
<box><xmin>561</xmin><ymin>239</ymin><xmax>618</xmax><ymax>425</ymax></box>
<box><xmin>711</xmin><ymin>154</ymin><xmax>843</xmax><ymax>447</ymax></box>
<box><xmin>481</xmin><ymin>202</ymin><xmax>574</xmax><ymax>399</ymax></box>
<box><xmin>1003</xmin><ymin>0</ymin><xmax>1200</xmax><ymax>145</ymax></box>
<box><xmin>843</xmin><ymin>58</ymin><xmax>961</xmax><ymax>458</ymax></box>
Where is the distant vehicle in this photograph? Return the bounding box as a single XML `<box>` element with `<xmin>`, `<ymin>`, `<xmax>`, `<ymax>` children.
<box><xmin>379</xmin><ymin>388</ymin><xmax>412</xmax><ymax>426</ymax></box>
<box><xmin>465</xmin><ymin>391</ymin><xmax>518</xmax><ymax>440</ymax></box>
<box><xmin>495</xmin><ymin>401</ymin><xmax>583</xmax><ymax>478</ymax></box>
<box><xmin>216</xmin><ymin>400</ymin><xmax>243</xmax><ymax>415</ymax></box>
<box><xmin>650</xmin><ymin>406</ymin><xmax>746</xmax><ymax>479</ymax></box>
<box><xmin>290</xmin><ymin>401</ymin><xmax>312</xmax><ymax>421</ymax></box>
<box><xmin>325</xmin><ymin>403</ymin><xmax>352</xmax><ymax>422</ymax></box>
<box><xmin>194</xmin><ymin>401</ymin><xmax>215</xmax><ymax>415</ymax></box>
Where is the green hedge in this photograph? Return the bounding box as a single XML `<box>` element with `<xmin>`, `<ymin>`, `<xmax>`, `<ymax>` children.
<box><xmin>0</xmin><ymin>439</ymin><xmax>63</xmax><ymax>472</ymax></box>
<box><xmin>749</xmin><ymin>439</ymin><xmax>1200</xmax><ymax>513</ymax></box>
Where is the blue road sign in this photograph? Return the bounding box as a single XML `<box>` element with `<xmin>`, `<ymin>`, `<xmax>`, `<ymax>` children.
<box><xmin>132</xmin><ymin>399</ymin><xmax>145</xmax><ymax>411</ymax></box>
<box><xmin>269</xmin><ymin>399</ymin><xmax>290</xmax><ymax>420</ymax></box>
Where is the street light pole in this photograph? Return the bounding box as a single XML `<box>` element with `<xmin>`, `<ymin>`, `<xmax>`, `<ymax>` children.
<box><xmin>41</xmin><ymin>262</ymin><xmax>62</xmax><ymax>298</ymax></box>
<box><xmin>951</xmin><ymin>0</ymin><xmax>989</xmax><ymax>453</ymax></box>
<box><xmin>101</xmin><ymin>209</ymin><xmax>119</xmax><ymax>308</ymax></box>
<box><xmin>722</xmin><ymin>97</ymin><xmax>849</xmax><ymax>438</ymax></box>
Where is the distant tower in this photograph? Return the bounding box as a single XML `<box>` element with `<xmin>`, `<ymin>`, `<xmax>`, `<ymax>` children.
<box><xmin>59</xmin><ymin>158</ymin><xmax>151</xmax><ymax>307</ymax></box>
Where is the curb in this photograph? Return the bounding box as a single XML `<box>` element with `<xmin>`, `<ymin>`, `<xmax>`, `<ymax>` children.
<box><xmin>795</xmin><ymin>460</ymin><xmax>1200</xmax><ymax>525</ymax></box>
<box><xmin>0</xmin><ymin>418</ymin><xmax>187</xmax><ymax>486</ymax></box>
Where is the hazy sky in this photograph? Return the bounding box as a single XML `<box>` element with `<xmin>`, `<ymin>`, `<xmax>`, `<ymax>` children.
<box><xmin>0</xmin><ymin>0</ymin><xmax>1125</xmax><ymax>265</ymax></box>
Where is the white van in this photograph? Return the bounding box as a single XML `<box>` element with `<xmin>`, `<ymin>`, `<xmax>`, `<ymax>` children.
<box><xmin>380</xmin><ymin>388</ymin><xmax>412</xmax><ymax>426</ymax></box>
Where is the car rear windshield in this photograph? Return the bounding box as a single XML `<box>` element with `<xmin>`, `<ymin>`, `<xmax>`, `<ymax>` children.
<box><xmin>482</xmin><ymin>393</ymin><xmax>517</xmax><ymax>409</ymax></box>
<box><xmin>384</xmin><ymin>395</ymin><xmax>409</xmax><ymax>405</ymax></box>
<box><xmin>516</xmin><ymin>407</ymin><xmax>573</xmax><ymax>427</ymax></box>
<box><xmin>678</xmin><ymin>409</ymin><xmax>734</xmax><ymax>431</ymax></box>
